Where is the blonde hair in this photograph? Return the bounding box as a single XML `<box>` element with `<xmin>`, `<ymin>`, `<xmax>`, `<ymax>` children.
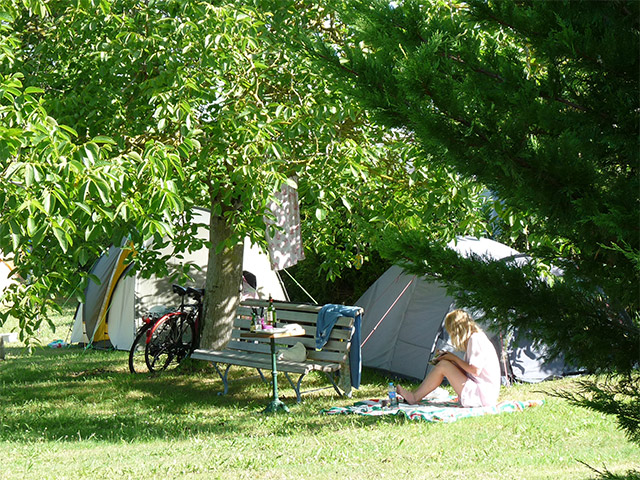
<box><xmin>445</xmin><ymin>309</ymin><xmax>481</xmax><ymax>351</ymax></box>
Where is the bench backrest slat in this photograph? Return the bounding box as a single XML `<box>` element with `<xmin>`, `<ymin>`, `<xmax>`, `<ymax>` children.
<box><xmin>229</xmin><ymin>301</ymin><xmax>359</xmax><ymax>365</ymax></box>
<box><xmin>230</xmin><ymin>331</ymin><xmax>350</xmax><ymax>354</ymax></box>
<box><xmin>241</xmin><ymin>299</ymin><xmax>322</xmax><ymax>313</ymax></box>
<box><xmin>234</xmin><ymin>316</ymin><xmax>353</xmax><ymax>342</ymax></box>
<box><xmin>236</xmin><ymin>306</ymin><xmax>354</xmax><ymax>328</ymax></box>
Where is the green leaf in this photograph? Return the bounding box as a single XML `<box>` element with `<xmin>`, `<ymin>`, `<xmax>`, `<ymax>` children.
<box><xmin>31</xmin><ymin>224</ymin><xmax>47</xmax><ymax>245</ymax></box>
<box><xmin>315</xmin><ymin>208</ymin><xmax>327</xmax><ymax>221</ymax></box>
<box><xmin>84</xmin><ymin>225</ymin><xmax>95</xmax><ymax>242</ymax></box>
<box><xmin>77</xmin><ymin>247</ymin><xmax>90</xmax><ymax>266</ymax></box>
<box><xmin>24</xmin><ymin>164</ymin><xmax>34</xmax><ymax>187</ymax></box>
<box><xmin>24</xmin><ymin>86</ymin><xmax>45</xmax><ymax>95</ymax></box>
<box><xmin>92</xmin><ymin>135</ymin><xmax>116</xmax><ymax>144</ymax></box>
<box><xmin>74</xmin><ymin>202</ymin><xmax>92</xmax><ymax>216</ymax></box>
<box><xmin>83</xmin><ymin>144</ymin><xmax>98</xmax><ymax>165</ymax></box>
<box><xmin>69</xmin><ymin>159</ymin><xmax>84</xmax><ymax>173</ymax></box>
<box><xmin>285</xmin><ymin>177</ymin><xmax>298</xmax><ymax>189</ymax></box>
<box><xmin>43</xmin><ymin>191</ymin><xmax>53</xmax><ymax>214</ymax></box>
<box><xmin>94</xmin><ymin>179</ymin><xmax>111</xmax><ymax>204</ymax></box>
<box><xmin>59</xmin><ymin>124</ymin><xmax>78</xmax><ymax>137</ymax></box>
<box><xmin>27</xmin><ymin>217</ymin><xmax>37</xmax><ymax>236</ymax></box>
<box><xmin>271</xmin><ymin>143</ymin><xmax>282</xmax><ymax>160</ymax></box>
<box><xmin>11</xmin><ymin>232</ymin><xmax>20</xmax><ymax>251</ymax></box>
<box><xmin>53</xmin><ymin>226</ymin><xmax>68</xmax><ymax>252</ymax></box>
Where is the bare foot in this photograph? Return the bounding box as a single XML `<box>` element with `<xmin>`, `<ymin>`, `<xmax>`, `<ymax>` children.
<box><xmin>396</xmin><ymin>384</ymin><xmax>417</xmax><ymax>404</ymax></box>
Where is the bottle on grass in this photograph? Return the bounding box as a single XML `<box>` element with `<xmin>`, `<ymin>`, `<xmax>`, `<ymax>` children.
<box><xmin>388</xmin><ymin>382</ymin><xmax>398</xmax><ymax>407</ymax></box>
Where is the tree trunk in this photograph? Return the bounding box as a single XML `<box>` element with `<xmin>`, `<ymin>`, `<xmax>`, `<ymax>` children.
<box><xmin>199</xmin><ymin>209</ymin><xmax>244</xmax><ymax>350</ymax></box>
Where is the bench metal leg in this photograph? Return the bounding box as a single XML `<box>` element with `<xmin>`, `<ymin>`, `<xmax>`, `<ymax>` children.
<box><xmin>323</xmin><ymin>371</ymin><xmax>346</xmax><ymax>398</ymax></box>
<box><xmin>283</xmin><ymin>372</ymin><xmax>306</xmax><ymax>403</ymax></box>
<box><xmin>256</xmin><ymin>368</ymin><xmax>268</xmax><ymax>384</ymax></box>
<box><xmin>282</xmin><ymin>371</ymin><xmax>351</xmax><ymax>403</ymax></box>
<box><xmin>213</xmin><ymin>363</ymin><xmax>271</xmax><ymax>396</ymax></box>
<box><xmin>212</xmin><ymin>363</ymin><xmax>232</xmax><ymax>395</ymax></box>
<box><xmin>210</xmin><ymin>363</ymin><xmax>349</xmax><ymax>403</ymax></box>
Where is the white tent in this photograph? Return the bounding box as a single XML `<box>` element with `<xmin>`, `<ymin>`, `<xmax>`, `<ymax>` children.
<box><xmin>356</xmin><ymin>236</ymin><xmax>573</xmax><ymax>383</ymax></box>
<box><xmin>71</xmin><ymin>208</ymin><xmax>287</xmax><ymax>350</ymax></box>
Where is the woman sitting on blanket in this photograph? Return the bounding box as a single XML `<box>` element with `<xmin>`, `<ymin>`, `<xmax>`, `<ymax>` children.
<box><xmin>397</xmin><ymin>309</ymin><xmax>501</xmax><ymax>407</ymax></box>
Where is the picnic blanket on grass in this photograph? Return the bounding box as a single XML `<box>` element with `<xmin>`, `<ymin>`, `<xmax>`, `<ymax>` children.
<box><xmin>321</xmin><ymin>396</ymin><xmax>544</xmax><ymax>423</ymax></box>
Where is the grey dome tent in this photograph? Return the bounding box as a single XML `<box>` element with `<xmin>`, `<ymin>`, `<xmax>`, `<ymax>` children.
<box><xmin>356</xmin><ymin>236</ymin><xmax>574</xmax><ymax>383</ymax></box>
<box><xmin>71</xmin><ymin>208</ymin><xmax>287</xmax><ymax>350</ymax></box>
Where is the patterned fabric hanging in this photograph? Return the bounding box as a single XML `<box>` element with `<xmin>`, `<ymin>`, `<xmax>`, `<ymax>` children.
<box><xmin>265</xmin><ymin>176</ymin><xmax>305</xmax><ymax>270</ymax></box>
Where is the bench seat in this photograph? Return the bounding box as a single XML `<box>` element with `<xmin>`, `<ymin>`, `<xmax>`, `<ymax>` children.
<box><xmin>192</xmin><ymin>299</ymin><xmax>360</xmax><ymax>402</ymax></box>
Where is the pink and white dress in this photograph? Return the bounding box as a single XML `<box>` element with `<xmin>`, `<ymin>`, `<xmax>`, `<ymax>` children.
<box><xmin>459</xmin><ymin>331</ymin><xmax>501</xmax><ymax>407</ymax></box>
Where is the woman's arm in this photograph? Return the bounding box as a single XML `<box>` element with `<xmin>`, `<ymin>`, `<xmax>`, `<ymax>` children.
<box><xmin>436</xmin><ymin>352</ymin><xmax>482</xmax><ymax>377</ymax></box>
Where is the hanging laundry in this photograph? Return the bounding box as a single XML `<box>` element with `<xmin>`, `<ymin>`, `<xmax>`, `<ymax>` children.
<box><xmin>265</xmin><ymin>176</ymin><xmax>305</xmax><ymax>270</ymax></box>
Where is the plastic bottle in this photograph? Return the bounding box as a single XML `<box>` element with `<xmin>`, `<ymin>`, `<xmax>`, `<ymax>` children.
<box><xmin>388</xmin><ymin>382</ymin><xmax>398</xmax><ymax>407</ymax></box>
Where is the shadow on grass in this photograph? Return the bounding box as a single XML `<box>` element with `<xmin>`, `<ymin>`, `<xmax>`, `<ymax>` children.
<box><xmin>0</xmin><ymin>346</ymin><xmax>397</xmax><ymax>444</ymax></box>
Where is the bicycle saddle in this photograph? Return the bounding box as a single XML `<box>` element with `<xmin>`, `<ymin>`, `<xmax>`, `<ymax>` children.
<box><xmin>172</xmin><ymin>284</ymin><xmax>188</xmax><ymax>296</ymax></box>
<box><xmin>186</xmin><ymin>286</ymin><xmax>205</xmax><ymax>300</ymax></box>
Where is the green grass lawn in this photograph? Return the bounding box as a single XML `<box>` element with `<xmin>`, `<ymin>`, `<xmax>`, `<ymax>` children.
<box><xmin>0</xmin><ymin>306</ymin><xmax>638</xmax><ymax>479</ymax></box>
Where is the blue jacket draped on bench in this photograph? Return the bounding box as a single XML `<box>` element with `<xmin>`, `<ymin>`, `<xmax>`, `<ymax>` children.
<box><xmin>316</xmin><ymin>304</ymin><xmax>362</xmax><ymax>389</ymax></box>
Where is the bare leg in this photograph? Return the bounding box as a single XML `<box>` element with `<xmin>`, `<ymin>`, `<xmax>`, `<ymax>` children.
<box><xmin>397</xmin><ymin>360</ymin><xmax>468</xmax><ymax>404</ymax></box>
<box><xmin>396</xmin><ymin>384</ymin><xmax>417</xmax><ymax>404</ymax></box>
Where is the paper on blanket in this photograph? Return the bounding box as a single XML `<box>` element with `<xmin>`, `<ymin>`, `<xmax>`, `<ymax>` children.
<box><xmin>423</xmin><ymin>386</ymin><xmax>451</xmax><ymax>402</ymax></box>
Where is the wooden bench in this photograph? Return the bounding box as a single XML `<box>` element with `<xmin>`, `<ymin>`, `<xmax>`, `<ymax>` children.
<box><xmin>191</xmin><ymin>299</ymin><xmax>361</xmax><ymax>402</ymax></box>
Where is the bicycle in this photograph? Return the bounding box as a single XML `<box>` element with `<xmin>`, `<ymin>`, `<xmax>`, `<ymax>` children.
<box><xmin>128</xmin><ymin>284</ymin><xmax>204</xmax><ymax>373</ymax></box>
<box><xmin>128</xmin><ymin>304</ymin><xmax>174</xmax><ymax>374</ymax></box>
<box><xmin>145</xmin><ymin>284</ymin><xmax>204</xmax><ymax>372</ymax></box>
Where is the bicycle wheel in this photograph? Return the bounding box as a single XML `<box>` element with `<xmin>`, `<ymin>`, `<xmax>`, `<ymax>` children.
<box><xmin>145</xmin><ymin>315</ymin><xmax>178</xmax><ymax>372</ymax></box>
<box><xmin>175</xmin><ymin>314</ymin><xmax>197</xmax><ymax>364</ymax></box>
<box><xmin>128</xmin><ymin>322</ymin><xmax>153</xmax><ymax>374</ymax></box>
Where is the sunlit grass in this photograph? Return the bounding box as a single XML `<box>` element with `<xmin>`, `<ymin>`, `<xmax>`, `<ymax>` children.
<box><xmin>0</xmin><ymin>306</ymin><xmax>638</xmax><ymax>479</ymax></box>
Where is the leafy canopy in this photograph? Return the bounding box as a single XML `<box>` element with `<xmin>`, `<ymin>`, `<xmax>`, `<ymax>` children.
<box><xmin>314</xmin><ymin>0</ymin><xmax>639</xmax><ymax>445</ymax></box>
<box><xmin>2</xmin><ymin>0</ymin><xmax>492</xmax><ymax>343</ymax></box>
<box><xmin>316</xmin><ymin>0</ymin><xmax>639</xmax><ymax>372</ymax></box>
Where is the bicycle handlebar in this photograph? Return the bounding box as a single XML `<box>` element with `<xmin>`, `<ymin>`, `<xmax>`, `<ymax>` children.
<box><xmin>172</xmin><ymin>284</ymin><xmax>204</xmax><ymax>302</ymax></box>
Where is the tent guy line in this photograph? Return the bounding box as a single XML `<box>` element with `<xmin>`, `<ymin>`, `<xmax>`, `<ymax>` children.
<box><xmin>361</xmin><ymin>276</ymin><xmax>414</xmax><ymax>347</ymax></box>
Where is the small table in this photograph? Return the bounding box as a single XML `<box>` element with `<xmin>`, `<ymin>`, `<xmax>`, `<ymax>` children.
<box><xmin>240</xmin><ymin>328</ymin><xmax>304</xmax><ymax>413</ymax></box>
